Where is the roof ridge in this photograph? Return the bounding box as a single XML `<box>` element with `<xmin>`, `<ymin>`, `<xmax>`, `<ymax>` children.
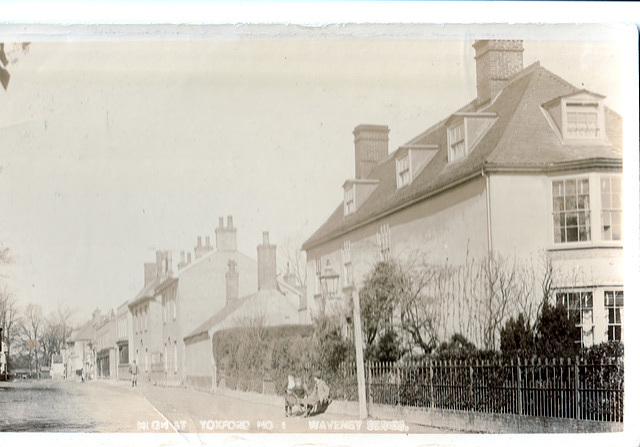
<box><xmin>403</xmin><ymin>99</ymin><xmax>477</xmax><ymax>147</ymax></box>
<box><xmin>485</xmin><ymin>69</ymin><xmax>537</xmax><ymax>164</ymax></box>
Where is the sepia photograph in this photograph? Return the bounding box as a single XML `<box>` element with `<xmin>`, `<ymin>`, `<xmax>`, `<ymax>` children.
<box><xmin>0</xmin><ymin>8</ymin><xmax>638</xmax><ymax>447</ymax></box>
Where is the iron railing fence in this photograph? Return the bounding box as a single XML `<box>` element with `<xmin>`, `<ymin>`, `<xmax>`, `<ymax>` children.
<box><xmin>364</xmin><ymin>357</ymin><xmax>623</xmax><ymax>422</ymax></box>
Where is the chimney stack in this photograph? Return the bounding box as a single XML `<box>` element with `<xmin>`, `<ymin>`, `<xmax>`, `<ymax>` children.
<box><xmin>353</xmin><ymin>124</ymin><xmax>389</xmax><ymax>179</ymax></box>
<box><xmin>226</xmin><ymin>259</ymin><xmax>239</xmax><ymax>305</ymax></box>
<box><xmin>216</xmin><ymin>215</ymin><xmax>238</xmax><ymax>251</ymax></box>
<box><xmin>283</xmin><ymin>262</ymin><xmax>297</xmax><ymax>288</ymax></box>
<box><xmin>156</xmin><ymin>250</ymin><xmax>172</xmax><ymax>276</ymax></box>
<box><xmin>473</xmin><ymin>40</ymin><xmax>524</xmax><ymax>106</ymax></box>
<box><xmin>257</xmin><ymin>231</ymin><xmax>277</xmax><ymax>291</ymax></box>
<box><xmin>144</xmin><ymin>262</ymin><xmax>157</xmax><ymax>286</ymax></box>
<box><xmin>195</xmin><ymin>235</ymin><xmax>213</xmax><ymax>260</ymax></box>
<box><xmin>177</xmin><ymin>250</ymin><xmax>190</xmax><ymax>270</ymax></box>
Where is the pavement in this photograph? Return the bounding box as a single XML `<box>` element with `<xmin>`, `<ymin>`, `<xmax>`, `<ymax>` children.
<box><xmin>0</xmin><ymin>378</ymin><xmax>456</xmax><ymax>434</ymax></box>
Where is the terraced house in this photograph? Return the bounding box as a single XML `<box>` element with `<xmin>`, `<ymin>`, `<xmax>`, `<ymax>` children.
<box><xmin>302</xmin><ymin>40</ymin><xmax>623</xmax><ymax>349</ymax></box>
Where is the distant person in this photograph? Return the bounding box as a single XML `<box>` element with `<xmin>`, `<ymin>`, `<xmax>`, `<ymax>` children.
<box><xmin>129</xmin><ymin>360</ymin><xmax>139</xmax><ymax>387</ymax></box>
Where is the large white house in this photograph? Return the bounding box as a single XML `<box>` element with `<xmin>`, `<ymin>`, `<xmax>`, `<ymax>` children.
<box><xmin>303</xmin><ymin>40</ymin><xmax>623</xmax><ymax>350</ymax></box>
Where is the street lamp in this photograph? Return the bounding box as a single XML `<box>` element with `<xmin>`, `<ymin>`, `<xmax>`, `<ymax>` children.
<box><xmin>319</xmin><ymin>260</ymin><xmax>368</xmax><ymax>419</ymax></box>
<box><xmin>319</xmin><ymin>260</ymin><xmax>339</xmax><ymax>298</ymax></box>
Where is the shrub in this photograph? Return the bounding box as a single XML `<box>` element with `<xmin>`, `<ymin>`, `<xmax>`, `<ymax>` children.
<box><xmin>535</xmin><ymin>301</ymin><xmax>580</xmax><ymax>359</ymax></box>
<box><xmin>500</xmin><ymin>313</ymin><xmax>535</xmax><ymax>358</ymax></box>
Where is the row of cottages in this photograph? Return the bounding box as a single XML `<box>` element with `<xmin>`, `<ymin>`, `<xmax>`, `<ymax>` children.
<box><xmin>124</xmin><ymin>217</ymin><xmax>309</xmax><ymax>387</ymax></box>
<box><xmin>302</xmin><ymin>40</ymin><xmax>624</xmax><ymax>349</ymax></box>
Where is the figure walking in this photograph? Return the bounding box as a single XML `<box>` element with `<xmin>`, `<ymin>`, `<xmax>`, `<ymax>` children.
<box><xmin>129</xmin><ymin>360</ymin><xmax>139</xmax><ymax>387</ymax></box>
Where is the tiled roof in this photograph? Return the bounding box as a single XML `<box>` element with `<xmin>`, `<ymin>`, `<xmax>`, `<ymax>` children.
<box><xmin>184</xmin><ymin>279</ymin><xmax>296</xmax><ymax>341</ymax></box>
<box><xmin>129</xmin><ymin>277</ymin><xmax>162</xmax><ymax>308</ymax></box>
<box><xmin>303</xmin><ymin>64</ymin><xmax>623</xmax><ymax>250</ymax></box>
<box><xmin>70</xmin><ymin>320</ymin><xmax>93</xmax><ymax>342</ymax></box>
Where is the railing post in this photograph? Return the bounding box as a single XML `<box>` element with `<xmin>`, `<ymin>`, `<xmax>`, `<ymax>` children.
<box><xmin>367</xmin><ymin>361</ymin><xmax>373</xmax><ymax>406</ymax></box>
<box><xmin>469</xmin><ymin>359</ymin><xmax>473</xmax><ymax>411</ymax></box>
<box><xmin>428</xmin><ymin>359</ymin><xmax>434</xmax><ymax>409</ymax></box>
<box><xmin>574</xmin><ymin>355</ymin><xmax>580</xmax><ymax>420</ymax></box>
<box><xmin>517</xmin><ymin>357</ymin><xmax>522</xmax><ymax>415</ymax></box>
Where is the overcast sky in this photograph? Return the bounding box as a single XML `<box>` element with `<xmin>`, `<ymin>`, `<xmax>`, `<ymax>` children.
<box><xmin>0</xmin><ymin>23</ymin><xmax>633</xmax><ymax>323</ymax></box>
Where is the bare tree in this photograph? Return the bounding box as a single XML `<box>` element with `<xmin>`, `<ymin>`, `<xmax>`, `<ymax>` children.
<box><xmin>398</xmin><ymin>261</ymin><xmax>439</xmax><ymax>354</ymax></box>
<box><xmin>21</xmin><ymin>303</ymin><xmax>43</xmax><ymax>377</ymax></box>
<box><xmin>0</xmin><ymin>243</ymin><xmax>10</xmax><ymax>278</ymax></box>
<box><xmin>278</xmin><ymin>234</ymin><xmax>307</xmax><ymax>290</ymax></box>
<box><xmin>0</xmin><ymin>286</ymin><xmax>19</xmax><ymax>371</ymax></box>
<box><xmin>39</xmin><ymin>306</ymin><xmax>75</xmax><ymax>368</ymax></box>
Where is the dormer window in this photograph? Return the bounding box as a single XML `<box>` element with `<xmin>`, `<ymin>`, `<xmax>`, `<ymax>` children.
<box><xmin>448</xmin><ymin>123</ymin><xmax>466</xmax><ymax>163</ymax></box>
<box><xmin>543</xmin><ymin>91</ymin><xmax>606</xmax><ymax>144</ymax></box>
<box><xmin>343</xmin><ymin>178</ymin><xmax>379</xmax><ymax>217</ymax></box>
<box><xmin>344</xmin><ymin>186</ymin><xmax>355</xmax><ymax>216</ymax></box>
<box><xmin>396</xmin><ymin>155</ymin><xmax>410</xmax><ymax>188</ymax></box>
<box><xmin>446</xmin><ymin>112</ymin><xmax>497</xmax><ymax>164</ymax></box>
<box><xmin>395</xmin><ymin>144</ymin><xmax>438</xmax><ymax>189</ymax></box>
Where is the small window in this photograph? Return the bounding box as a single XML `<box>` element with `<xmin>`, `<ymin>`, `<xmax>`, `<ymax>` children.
<box><xmin>344</xmin><ymin>186</ymin><xmax>355</xmax><ymax>216</ymax></box>
<box><xmin>605</xmin><ymin>291</ymin><xmax>623</xmax><ymax>341</ymax></box>
<box><xmin>396</xmin><ymin>155</ymin><xmax>410</xmax><ymax>188</ymax></box>
<box><xmin>565</xmin><ymin>102</ymin><xmax>600</xmax><ymax>138</ymax></box>
<box><xmin>315</xmin><ymin>256</ymin><xmax>323</xmax><ymax>294</ymax></box>
<box><xmin>448</xmin><ymin>122</ymin><xmax>466</xmax><ymax>162</ymax></box>
<box><xmin>601</xmin><ymin>177</ymin><xmax>622</xmax><ymax>241</ymax></box>
<box><xmin>377</xmin><ymin>223</ymin><xmax>390</xmax><ymax>261</ymax></box>
<box><xmin>552</xmin><ymin>178</ymin><xmax>591</xmax><ymax>243</ymax></box>
<box><xmin>342</xmin><ymin>240</ymin><xmax>353</xmax><ymax>287</ymax></box>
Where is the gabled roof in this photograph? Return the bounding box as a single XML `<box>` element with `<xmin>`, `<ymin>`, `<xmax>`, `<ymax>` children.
<box><xmin>129</xmin><ymin>277</ymin><xmax>162</xmax><ymax>309</ymax></box>
<box><xmin>70</xmin><ymin>320</ymin><xmax>93</xmax><ymax>342</ymax></box>
<box><xmin>303</xmin><ymin>64</ymin><xmax>622</xmax><ymax>251</ymax></box>
<box><xmin>184</xmin><ymin>278</ymin><xmax>299</xmax><ymax>342</ymax></box>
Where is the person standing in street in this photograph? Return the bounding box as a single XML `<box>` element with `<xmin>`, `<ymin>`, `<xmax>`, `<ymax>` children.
<box><xmin>129</xmin><ymin>360</ymin><xmax>139</xmax><ymax>387</ymax></box>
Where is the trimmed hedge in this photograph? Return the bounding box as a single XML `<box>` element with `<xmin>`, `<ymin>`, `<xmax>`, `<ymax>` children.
<box><xmin>212</xmin><ymin>325</ymin><xmax>315</xmax><ymax>395</ymax></box>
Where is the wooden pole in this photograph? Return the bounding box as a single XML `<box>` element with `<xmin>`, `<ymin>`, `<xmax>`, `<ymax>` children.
<box><xmin>352</xmin><ymin>288</ymin><xmax>368</xmax><ymax>419</ymax></box>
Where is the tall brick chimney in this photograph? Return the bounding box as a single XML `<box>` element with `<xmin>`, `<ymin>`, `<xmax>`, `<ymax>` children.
<box><xmin>144</xmin><ymin>262</ymin><xmax>157</xmax><ymax>286</ymax></box>
<box><xmin>216</xmin><ymin>215</ymin><xmax>237</xmax><ymax>252</ymax></box>
<box><xmin>473</xmin><ymin>40</ymin><xmax>524</xmax><ymax>106</ymax></box>
<box><xmin>257</xmin><ymin>231</ymin><xmax>277</xmax><ymax>291</ymax></box>
<box><xmin>226</xmin><ymin>259</ymin><xmax>239</xmax><ymax>305</ymax></box>
<box><xmin>353</xmin><ymin>124</ymin><xmax>389</xmax><ymax>179</ymax></box>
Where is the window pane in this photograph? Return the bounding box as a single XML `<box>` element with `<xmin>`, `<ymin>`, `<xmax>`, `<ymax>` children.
<box><xmin>565</xmin><ymin>179</ymin><xmax>576</xmax><ymax>196</ymax></box>
<box><xmin>615</xmin><ymin>291</ymin><xmax>624</xmax><ymax>306</ymax></box>
<box><xmin>612</xmin><ymin>193</ymin><xmax>622</xmax><ymax>209</ymax></box>
<box><xmin>553</xmin><ymin>181</ymin><xmax>564</xmax><ymax>197</ymax></box>
<box><xmin>584</xmin><ymin>292</ymin><xmax>593</xmax><ymax>308</ymax></box>
<box><xmin>601</xmin><ymin>178</ymin><xmax>610</xmax><ymax>193</ymax></box>
<box><xmin>612</xmin><ymin>178</ymin><xmax>621</xmax><ymax>192</ymax></box>
<box><xmin>601</xmin><ymin>193</ymin><xmax>611</xmax><ymax>209</ymax></box>
<box><xmin>614</xmin><ymin>327</ymin><xmax>621</xmax><ymax>341</ymax></box>
<box><xmin>580</xmin><ymin>179</ymin><xmax>589</xmax><ymax>195</ymax></box>
<box><xmin>553</xmin><ymin>197</ymin><xmax>565</xmax><ymax>212</ymax></box>
<box><xmin>566</xmin><ymin>227</ymin><xmax>578</xmax><ymax>242</ymax></box>
<box><xmin>609</xmin><ymin>308</ymin><xmax>615</xmax><ymax>323</ymax></box>
<box><xmin>569</xmin><ymin>309</ymin><xmax>580</xmax><ymax>324</ymax></box>
<box><xmin>605</xmin><ymin>291</ymin><xmax>613</xmax><ymax>306</ymax></box>
<box><xmin>578</xmin><ymin>194</ymin><xmax>589</xmax><ymax>209</ymax></box>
